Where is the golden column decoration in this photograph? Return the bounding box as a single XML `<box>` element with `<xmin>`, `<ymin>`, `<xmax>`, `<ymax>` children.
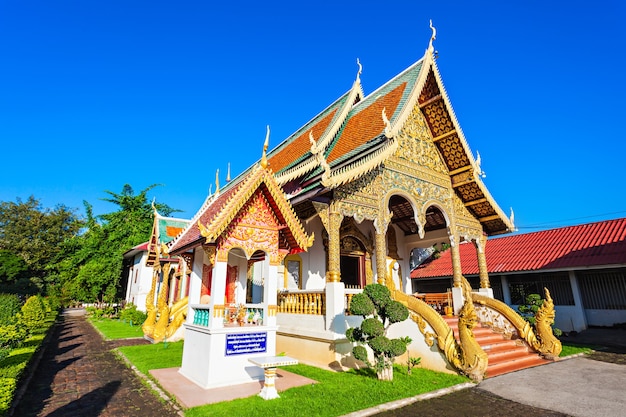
<box><xmin>326</xmin><ymin>204</ymin><xmax>343</xmax><ymax>283</ymax></box>
<box><xmin>374</xmin><ymin>208</ymin><xmax>392</xmax><ymax>285</ymax></box>
<box><xmin>475</xmin><ymin>234</ymin><xmax>490</xmax><ymax>289</ymax></box>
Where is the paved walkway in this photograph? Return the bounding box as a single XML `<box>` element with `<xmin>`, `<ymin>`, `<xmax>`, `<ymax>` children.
<box><xmin>12</xmin><ymin>310</ymin><xmax>180</xmax><ymax>417</ymax></box>
<box><xmin>370</xmin><ymin>327</ymin><xmax>626</xmax><ymax>417</ymax></box>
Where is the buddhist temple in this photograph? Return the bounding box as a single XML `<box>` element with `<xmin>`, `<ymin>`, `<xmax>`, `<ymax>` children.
<box><xmin>129</xmin><ymin>24</ymin><xmax>563</xmax><ymax>384</ymax></box>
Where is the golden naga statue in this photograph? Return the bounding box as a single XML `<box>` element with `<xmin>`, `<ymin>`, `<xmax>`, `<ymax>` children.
<box><xmin>141</xmin><ymin>269</ymin><xmax>159</xmax><ymax>337</ymax></box>
<box><xmin>451</xmin><ymin>287</ymin><xmax>488</xmax><ymax>382</ymax></box>
<box><xmin>532</xmin><ymin>288</ymin><xmax>562</xmax><ymax>359</ymax></box>
<box><xmin>142</xmin><ymin>264</ymin><xmax>188</xmax><ymax>342</ymax></box>
<box><xmin>395</xmin><ymin>288</ymin><xmax>487</xmax><ymax>383</ymax></box>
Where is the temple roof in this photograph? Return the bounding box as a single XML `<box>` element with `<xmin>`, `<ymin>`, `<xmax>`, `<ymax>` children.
<box><xmin>145</xmin><ymin>213</ymin><xmax>189</xmax><ymax>266</ymax></box>
<box><xmin>168</xmin><ymin>164</ymin><xmax>313</xmax><ymax>255</ymax></box>
<box><xmin>411</xmin><ymin>217</ymin><xmax>626</xmax><ymax>278</ymax></box>
<box><xmin>187</xmin><ymin>35</ymin><xmax>513</xmax><ymax>237</ymax></box>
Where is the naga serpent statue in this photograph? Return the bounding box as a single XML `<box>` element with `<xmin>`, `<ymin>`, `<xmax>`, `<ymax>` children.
<box><xmin>532</xmin><ymin>288</ymin><xmax>562</xmax><ymax>360</ymax></box>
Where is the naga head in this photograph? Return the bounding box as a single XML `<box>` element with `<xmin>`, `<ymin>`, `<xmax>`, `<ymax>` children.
<box><xmin>535</xmin><ymin>288</ymin><xmax>556</xmax><ymax>325</ymax></box>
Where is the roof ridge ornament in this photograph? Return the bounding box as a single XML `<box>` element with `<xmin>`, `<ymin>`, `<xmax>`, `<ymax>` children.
<box><xmin>215</xmin><ymin>169</ymin><xmax>220</xmax><ymax>195</ymax></box>
<box><xmin>309</xmin><ymin>130</ymin><xmax>318</xmax><ymax>154</ymax></box>
<box><xmin>226</xmin><ymin>162</ymin><xmax>231</xmax><ymax>182</ymax></box>
<box><xmin>260</xmin><ymin>125</ymin><xmax>270</xmax><ymax>169</ymax></box>
<box><xmin>382</xmin><ymin>107</ymin><xmax>392</xmax><ymax>137</ymax></box>
<box><xmin>476</xmin><ymin>151</ymin><xmax>486</xmax><ymax>178</ymax></box>
<box><xmin>428</xmin><ymin>19</ymin><xmax>437</xmax><ymax>54</ymax></box>
<box><xmin>356</xmin><ymin>58</ymin><xmax>363</xmax><ymax>83</ymax></box>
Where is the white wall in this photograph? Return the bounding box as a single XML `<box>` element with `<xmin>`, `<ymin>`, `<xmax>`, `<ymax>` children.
<box><xmin>301</xmin><ymin>217</ymin><xmax>326</xmax><ymax>290</ymax></box>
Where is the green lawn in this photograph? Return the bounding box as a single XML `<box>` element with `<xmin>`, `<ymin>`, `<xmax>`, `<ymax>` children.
<box><xmin>186</xmin><ymin>364</ymin><xmax>468</xmax><ymax>417</ymax></box>
<box><xmin>560</xmin><ymin>342</ymin><xmax>594</xmax><ymax>357</ymax></box>
<box><xmin>88</xmin><ymin>318</ymin><xmax>145</xmax><ymax>340</ymax></box>
<box><xmin>109</xmin><ymin>323</ymin><xmax>596</xmax><ymax>416</ymax></box>
<box><xmin>115</xmin><ymin>340</ymin><xmax>468</xmax><ymax>417</ymax></box>
<box><xmin>118</xmin><ymin>341</ymin><xmax>184</xmax><ymax>375</ymax></box>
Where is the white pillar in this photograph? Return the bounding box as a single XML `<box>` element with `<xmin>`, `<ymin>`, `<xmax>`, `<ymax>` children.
<box><xmin>325</xmin><ymin>281</ymin><xmax>346</xmax><ymax>332</ymax></box>
<box><xmin>264</xmin><ymin>262</ymin><xmax>278</xmax><ymax>327</ymax></box>
<box><xmin>209</xmin><ymin>261</ymin><xmax>228</xmax><ymax>329</ymax></box>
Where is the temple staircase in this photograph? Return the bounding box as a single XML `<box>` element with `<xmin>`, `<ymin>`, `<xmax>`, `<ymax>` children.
<box><xmin>444</xmin><ymin>316</ymin><xmax>551</xmax><ymax>378</ymax></box>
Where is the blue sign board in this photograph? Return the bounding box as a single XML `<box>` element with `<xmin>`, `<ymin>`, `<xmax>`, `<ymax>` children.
<box><xmin>225</xmin><ymin>332</ymin><xmax>267</xmax><ymax>356</ymax></box>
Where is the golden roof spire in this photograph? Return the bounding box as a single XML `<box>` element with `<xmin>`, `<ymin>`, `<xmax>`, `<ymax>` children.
<box><xmin>215</xmin><ymin>168</ymin><xmax>220</xmax><ymax>194</ymax></box>
<box><xmin>260</xmin><ymin>125</ymin><xmax>270</xmax><ymax>169</ymax></box>
<box><xmin>226</xmin><ymin>162</ymin><xmax>231</xmax><ymax>182</ymax></box>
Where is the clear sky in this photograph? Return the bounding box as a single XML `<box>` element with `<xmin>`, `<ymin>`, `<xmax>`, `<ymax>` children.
<box><xmin>1</xmin><ymin>1</ymin><xmax>625</xmax><ymax>233</ymax></box>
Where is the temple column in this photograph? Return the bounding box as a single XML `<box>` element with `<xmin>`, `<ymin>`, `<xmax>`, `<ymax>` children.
<box><xmin>475</xmin><ymin>234</ymin><xmax>494</xmax><ymax>298</ymax></box>
<box><xmin>448</xmin><ymin>231</ymin><xmax>465</xmax><ymax>315</ymax></box>
<box><xmin>374</xmin><ymin>208</ymin><xmax>392</xmax><ymax>285</ymax></box>
<box><xmin>208</xmin><ymin>250</ymin><xmax>228</xmax><ymax>330</ymax></box>
<box><xmin>326</xmin><ymin>205</ymin><xmax>343</xmax><ymax>283</ymax></box>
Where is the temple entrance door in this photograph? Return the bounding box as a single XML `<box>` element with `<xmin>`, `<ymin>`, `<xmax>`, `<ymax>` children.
<box><xmin>340</xmin><ymin>236</ymin><xmax>366</xmax><ymax>289</ymax></box>
<box><xmin>340</xmin><ymin>255</ymin><xmax>364</xmax><ymax>289</ymax></box>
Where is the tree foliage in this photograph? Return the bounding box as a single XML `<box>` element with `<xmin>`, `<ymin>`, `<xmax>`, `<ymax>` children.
<box><xmin>346</xmin><ymin>283</ymin><xmax>410</xmax><ymax>381</ymax></box>
<box><xmin>0</xmin><ymin>196</ymin><xmax>83</xmax><ymax>294</ymax></box>
<box><xmin>57</xmin><ymin>184</ymin><xmax>177</xmax><ymax>303</ymax></box>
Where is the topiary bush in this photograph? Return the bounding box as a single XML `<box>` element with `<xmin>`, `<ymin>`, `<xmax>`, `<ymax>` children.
<box><xmin>345</xmin><ymin>283</ymin><xmax>411</xmax><ymax>381</ymax></box>
<box><xmin>18</xmin><ymin>295</ymin><xmax>45</xmax><ymax>333</ymax></box>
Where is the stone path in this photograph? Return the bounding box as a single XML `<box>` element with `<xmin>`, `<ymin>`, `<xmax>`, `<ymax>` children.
<box><xmin>12</xmin><ymin>311</ymin><xmax>180</xmax><ymax>417</ymax></box>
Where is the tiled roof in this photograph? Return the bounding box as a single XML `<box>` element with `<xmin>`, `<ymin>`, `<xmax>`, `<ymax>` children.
<box><xmin>268</xmin><ymin>108</ymin><xmax>338</xmax><ymax>173</ymax></box>
<box><xmin>327</xmin><ymin>83</ymin><xmax>406</xmax><ymax>163</ymax></box>
<box><xmin>411</xmin><ymin>218</ymin><xmax>626</xmax><ymax>278</ymax></box>
<box><xmin>157</xmin><ymin>217</ymin><xmax>189</xmax><ymax>244</ymax></box>
<box><xmin>168</xmin><ymin>183</ymin><xmax>242</xmax><ymax>253</ymax></box>
<box><xmin>326</xmin><ymin>60</ymin><xmax>422</xmax><ymax>164</ymax></box>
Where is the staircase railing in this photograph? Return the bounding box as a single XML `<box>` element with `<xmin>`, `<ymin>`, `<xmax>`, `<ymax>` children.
<box><xmin>471</xmin><ymin>288</ymin><xmax>562</xmax><ymax>359</ymax></box>
<box><xmin>393</xmin><ymin>289</ymin><xmax>488</xmax><ymax>382</ymax></box>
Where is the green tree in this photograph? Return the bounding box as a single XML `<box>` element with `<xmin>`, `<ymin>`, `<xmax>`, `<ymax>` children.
<box><xmin>0</xmin><ymin>196</ymin><xmax>83</xmax><ymax>294</ymax></box>
<box><xmin>60</xmin><ymin>184</ymin><xmax>177</xmax><ymax>303</ymax></box>
<box><xmin>346</xmin><ymin>284</ymin><xmax>410</xmax><ymax>381</ymax></box>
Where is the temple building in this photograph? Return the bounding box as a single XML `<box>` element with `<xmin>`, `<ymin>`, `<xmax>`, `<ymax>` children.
<box><xmin>133</xmin><ymin>27</ymin><xmax>563</xmax><ymax>385</ymax></box>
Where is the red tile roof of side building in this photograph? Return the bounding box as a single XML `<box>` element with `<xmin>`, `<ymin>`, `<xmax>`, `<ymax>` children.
<box><xmin>411</xmin><ymin>217</ymin><xmax>626</xmax><ymax>278</ymax></box>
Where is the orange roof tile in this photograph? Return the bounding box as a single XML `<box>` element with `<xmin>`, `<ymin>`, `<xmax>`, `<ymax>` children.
<box><xmin>268</xmin><ymin>108</ymin><xmax>337</xmax><ymax>172</ymax></box>
<box><xmin>327</xmin><ymin>83</ymin><xmax>406</xmax><ymax>163</ymax></box>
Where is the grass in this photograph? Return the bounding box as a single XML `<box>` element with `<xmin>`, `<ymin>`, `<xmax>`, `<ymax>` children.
<box><xmin>114</xmin><ymin>340</ymin><xmax>468</xmax><ymax>417</ymax></box>
<box><xmin>186</xmin><ymin>364</ymin><xmax>468</xmax><ymax>417</ymax></box>
<box><xmin>88</xmin><ymin>318</ymin><xmax>145</xmax><ymax>340</ymax></box>
<box><xmin>118</xmin><ymin>341</ymin><xmax>184</xmax><ymax>375</ymax></box>
<box><xmin>560</xmin><ymin>342</ymin><xmax>595</xmax><ymax>357</ymax></box>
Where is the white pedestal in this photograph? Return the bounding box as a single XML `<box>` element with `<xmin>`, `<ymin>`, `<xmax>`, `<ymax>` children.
<box><xmin>248</xmin><ymin>356</ymin><xmax>298</xmax><ymax>400</ymax></box>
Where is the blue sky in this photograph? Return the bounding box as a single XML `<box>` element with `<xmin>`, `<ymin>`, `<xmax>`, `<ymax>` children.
<box><xmin>1</xmin><ymin>1</ymin><xmax>625</xmax><ymax>233</ymax></box>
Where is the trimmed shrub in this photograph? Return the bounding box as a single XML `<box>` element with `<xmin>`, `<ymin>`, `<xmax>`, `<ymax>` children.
<box><xmin>119</xmin><ymin>304</ymin><xmax>147</xmax><ymax>325</ymax></box>
<box><xmin>0</xmin><ymin>294</ymin><xmax>21</xmax><ymax>326</ymax></box>
<box><xmin>18</xmin><ymin>295</ymin><xmax>45</xmax><ymax>333</ymax></box>
<box><xmin>0</xmin><ymin>377</ymin><xmax>16</xmax><ymax>416</ymax></box>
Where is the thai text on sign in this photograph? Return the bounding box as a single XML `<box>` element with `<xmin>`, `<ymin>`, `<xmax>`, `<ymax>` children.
<box><xmin>225</xmin><ymin>332</ymin><xmax>267</xmax><ymax>356</ymax></box>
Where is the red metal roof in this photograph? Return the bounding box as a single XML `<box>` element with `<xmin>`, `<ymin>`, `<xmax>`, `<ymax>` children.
<box><xmin>411</xmin><ymin>217</ymin><xmax>626</xmax><ymax>278</ymax></box>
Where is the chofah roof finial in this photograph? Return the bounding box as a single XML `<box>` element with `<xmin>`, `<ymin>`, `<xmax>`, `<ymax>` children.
<box><xmin>356</xmin><ymin>58</ymin><xmax>363</xmax><ymax>83</ymax></box>
<box><xmin>226</xmin><ymin>162</ymin><xmax>231</xmax><ymax>182</ymax></box>
<box><xmin>428</xmin><ymin>19</ymin><xmax>437</xmax><ymax>54</ymax></box>
<box><xmin>260</xmin><ymin>125</ymin><xmax>270</xmax><ymax>169</ymax></box>
<box><xmin>215</xmin><ymin>168</ymin><xmax>220</xmax><ymax>195</ymax></box>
